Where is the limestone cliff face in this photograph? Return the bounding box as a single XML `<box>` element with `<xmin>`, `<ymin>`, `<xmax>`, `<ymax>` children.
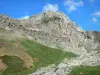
<box><xmin>0</xmin><ymin>11</ymin><xmax>100</xmax><ymax>55</ymax></box>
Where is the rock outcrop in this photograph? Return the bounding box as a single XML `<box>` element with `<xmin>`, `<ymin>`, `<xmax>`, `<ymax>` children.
<box><xmin>0</xmin><ymin>11</ymin><xmax>99</xmax><ymax>55</ymax></box>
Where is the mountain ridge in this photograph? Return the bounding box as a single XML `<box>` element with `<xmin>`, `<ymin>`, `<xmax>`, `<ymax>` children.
<box><xmin>0</xmin><ymin>11</ymin><xmax>100</xmax><ymax>75</ymax></box>
<box><xmin>0</xmin><ymin>11</ymin><xmax>99</xmax><ymax>55</ymax></box>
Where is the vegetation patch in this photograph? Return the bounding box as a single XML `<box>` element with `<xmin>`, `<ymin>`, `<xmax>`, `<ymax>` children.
<box><xmin>0</xmin><ymin>39</ymin><xmax>77</xmax><ymax>75</ymax></box>
<box><xmin>21</xmin><ymin>39</ymin><xmax>77</xmax><ymax>71</ymax></box>
<box><xmin>69</xmin><ymin>66</ymin><xmax>100</xmax><ymax>75</ymax></box>
<box><xmin>2</xmin><ymin>56</ymin><xmax>27</xmax><ymax>75</ymax></box>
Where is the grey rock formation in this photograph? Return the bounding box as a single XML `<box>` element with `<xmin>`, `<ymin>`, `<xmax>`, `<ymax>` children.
<box><xmin>0</xmin><ymin>11</ymin><xmax>99</xmax><ymax>55</ymax></box>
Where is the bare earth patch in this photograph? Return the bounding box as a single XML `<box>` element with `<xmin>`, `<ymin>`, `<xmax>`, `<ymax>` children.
<box><xmin>0</xmin><ymin>59</ymin><xmax>7</xmax><ymax>75</ymax></box>
<box><xmin>0</xmin><ymin>47</ymin><xmax>34</xmax><ymax>68</ymax></box>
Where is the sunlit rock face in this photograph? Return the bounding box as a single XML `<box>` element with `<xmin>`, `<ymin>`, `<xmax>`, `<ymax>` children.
<box><xmin>0</xmin><ymin>11</ymin><xmax>100</xmax><ymax>55</ymax></box>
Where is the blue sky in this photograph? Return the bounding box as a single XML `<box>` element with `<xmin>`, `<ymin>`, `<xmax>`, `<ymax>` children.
<box><xmin>0</xmin><ymin>0</ymin><xmax>100</xmax><ymax>31</ymax></box>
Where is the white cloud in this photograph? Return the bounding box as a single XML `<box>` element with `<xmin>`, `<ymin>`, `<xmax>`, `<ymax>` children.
<box><xmin>64</xmin><ymin>0</ymin><xmax>84</xmax><ymax>12</ymax></box>
<box><xmin>92</xmin><ymin>17</ymin><xmax>97</xmax><ymax>22</ymax></box>
<box><xmin>43</xmin><ymin>4</ymin><xmax>58</xmax><ymax>12</ymax></box>
<box><xmin>19</xmin><ymin>15</ymin><xmax>30</xmax><ymax>19</ymax></box>
<box><xmin>93</xmin><ymin>11</ymin><xmax>100</xmax><ymax>17</ymax></box>
<box><xmin>92</xmin><ymin>11</ymin><xmax>100</xmax><ymax>22</ymax></box>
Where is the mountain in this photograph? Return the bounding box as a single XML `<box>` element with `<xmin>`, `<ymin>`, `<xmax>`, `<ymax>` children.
<box><xmin>0</xmin><ymin>11</ymin><xmax>100</xmax><ymax>75</ymax></box>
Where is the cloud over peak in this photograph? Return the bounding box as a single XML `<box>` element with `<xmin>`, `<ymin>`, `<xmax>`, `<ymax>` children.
<box><xmin>43</xmin><ymin>4</ymin><xmax>58</xmax><ymax>12</ymax></box>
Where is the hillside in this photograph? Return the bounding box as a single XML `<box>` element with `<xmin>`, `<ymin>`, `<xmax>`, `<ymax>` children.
<box><xmin>0</xmin><ymin>28</ymin><xmax>77</xmax><ymax>75</ymax></box>
<box><xmin>0</xmin><ymin>11</ymin><xmax>100</xmax><ymax>75</ymax></box>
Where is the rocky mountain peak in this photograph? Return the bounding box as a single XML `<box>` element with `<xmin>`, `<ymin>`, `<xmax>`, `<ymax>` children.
<box><xmin>0</xmin><ymin>11</ymin><xmax>99</xmax><ymax>55</ymax></box>
<box><xmin>20</xmin><ymin>11</ymin><xmax>83</xmax><ymax>37</ymax></box>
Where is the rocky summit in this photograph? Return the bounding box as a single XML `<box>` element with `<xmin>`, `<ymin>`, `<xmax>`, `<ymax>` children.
<box><xmin>0</xmin><ymin>11</ymin><xmax>100</xmax><ymax>75</ymax></box>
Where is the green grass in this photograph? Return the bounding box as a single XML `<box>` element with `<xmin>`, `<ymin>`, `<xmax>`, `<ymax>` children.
<box><xmin>21</xmin><ymin>39</ymin><xmax>77</xmax><ymax>68</ymax></box>
<box><xmin>69</xmin><ymin>66</ymin><xmax>100</xmax><ymax>75</ymax></box>
<box><xmin>1</xmin><ymin>39</ymin><xmax>77</xmax><ymax>75</ymax></box>
<box><xmin>1</xmin><ymin>56</ymin><xmax>33</xmax><ymax>75</ymax></box>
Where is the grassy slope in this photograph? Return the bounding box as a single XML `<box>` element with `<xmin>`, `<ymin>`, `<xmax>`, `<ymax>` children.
<box><xmin>69</xmin><ymin>66</ymin><xmax>100</xmax><ymax>75</ymax></box>
<box><xmin>0</xmin><ymin>28</ymin><xmax>100</xmax><ymax>75</ymax></box>
<box><xmin>21</xmin><ymin>39</ymin><xmax>77</xmax><ymax>71</ymax></box>
<box><xmin>2</xmin><ymin>56</ymin><xmax>27</xmax><ymax>75</ymax></box>
<box><xmin>1</xmin><ymin>28</ymin><xmax>100</xmax><ymax>75</ymax></box>
<box><xmin>1</xmin><ymin>39</ymin><xmax>77</xmax><ymax>75</ymax></box>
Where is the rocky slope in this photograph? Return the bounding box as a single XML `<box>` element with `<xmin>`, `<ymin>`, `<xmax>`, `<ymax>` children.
<box><xmin>0</xmin><ymin>11</ymin><xmax>100</xmax><ymax>75</ymax></box>
<box><xmin>29</xmin><ymin>51</ymin><xmax>100</xmax><ymax>75</ymax></box>
<box><xmin>0</xmin><ymin>11</ymin><xmax>100</xmax><ymax>55</ymax></box>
